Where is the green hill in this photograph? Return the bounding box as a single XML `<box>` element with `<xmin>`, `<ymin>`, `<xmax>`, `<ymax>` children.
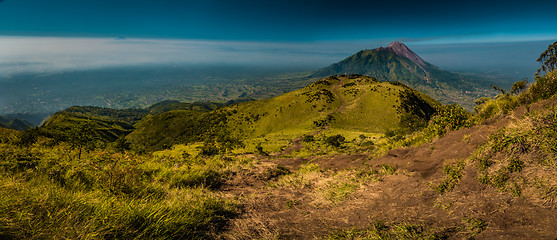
<box><xmin>38</xmin><ymin>99</ymin><xmax>253</xmax><ymax>147</ymax></box>
<box><xmin>128</xmin><ymin>75</ymin><xmax>441</xmax><ymax>151</ymax></box>
<box><xmin>40</xmin><ymin>107</ymin><xmax>142</xmax><ymax>143</ymax></box>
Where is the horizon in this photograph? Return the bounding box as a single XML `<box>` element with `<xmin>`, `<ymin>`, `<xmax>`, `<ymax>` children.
<box><xmin>0</xmin><ymin>36</ymin><xmax>551</xmax><ymax>78</ymax></box>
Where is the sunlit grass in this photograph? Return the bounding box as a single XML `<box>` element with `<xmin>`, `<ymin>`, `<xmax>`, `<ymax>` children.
<box><xmin>0</xmin><ymin>143</ymin><xmax>243</xmax><ymax>239</ymax></box>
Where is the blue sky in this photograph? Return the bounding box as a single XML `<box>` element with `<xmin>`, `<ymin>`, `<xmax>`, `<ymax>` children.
<box><xmin>0</xmin><ymin>0</ymin><xmax>555</xmax><ymax>43</ymax></box>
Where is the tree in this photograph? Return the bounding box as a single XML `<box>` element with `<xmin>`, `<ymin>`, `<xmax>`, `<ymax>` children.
<box><xmin>511</xmin><ymin>78</ymin><xmax>528</xmax><ymax>95</ymax></box>
<box><xmin>490</xmin><ymin>84</ymin><xmax>507</xmax><ymax>95</ymax></box>
<box><xmin>537</xmin><ymin>41</ymin><xmax>557</xmax><ymax>76</ymax></box>
<box><xmin>68</xmin><ymin>123</ymin><xmax>99</xmax><ymax>160</ymax></box>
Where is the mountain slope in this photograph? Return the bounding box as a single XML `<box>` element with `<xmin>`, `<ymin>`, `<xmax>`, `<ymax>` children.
<box><xmin>38</xmin><ymin>99</ymin><xmax>253</xmax><ymax>144</ymax></box>
<box><xmin>222</xmin><ymin>96</ymin><xmax>557</xmax><ymax>239</ymax></box>
<box><xmin>312</xmin><ymin>41</ymin><xmax>491</xmax><ymax>107</ymax></box>
<box><xmin>128</xmin><ymin>75</ymin><xmax>441</xmax><ymax>151</ymax></box>
<box><xmin>223</xmin><ymin>69</ymin><xmax>557</xmax><ymax>239</ymax></box>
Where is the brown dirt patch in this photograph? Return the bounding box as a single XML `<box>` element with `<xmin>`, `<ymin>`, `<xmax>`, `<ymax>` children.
<box><xmin>221</xmin><ymin>105</ymin><xmax>557</xmax><ymax>239</ymax></box>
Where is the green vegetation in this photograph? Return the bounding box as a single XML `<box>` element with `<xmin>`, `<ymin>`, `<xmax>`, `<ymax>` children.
<box><xmin>376</xmin><ymin>103</ymin><xmax>472</xmax><ymax>154</ymax></box>
<box><xmin>127</xmin><ymin>110</ymin><xmax>241</xmax><ymax>152</ymax></box>
<box><xmin>435</xmin><ymin>160</ymin><xmax>466</xmax><ymax>194</ymax></box>
<box><xmin>127</xmin><ymin>75</ymin><xmax>440</xmax><ymax>153</ymax></box>
<box><xmin>471</xmin><ymin>55</ymin><xmax>557</xmax><ymax>198</ymax></box>
<box><xmin>3</xmin><ymin>42</ymin><xmax>557</xmax><ymax>238</ymax></box>
<box><xmin>536</xmin><ymin>41</ymin><xmax>557</xmax><ymax>76</ymax></box>
<box><xmin>325</xmin><ymin>134</ymin><xmax>346</xmax><ymax>148</ymax></box>
<box><xmin>0</xmin><ymin>115</ymin><xmax>33</xmax><ymax>131</ymax></box>
<box><xmin>326</xmin><ymin>217</ymin><xmax>488</xmax><ymax>239</ymax></box>
<box><xmin>475</xmin><ymin>42</ymin><xmax>557</xmax><ymax>120</ymax></box>
<box><xmin>0</xmin><ymin>134</ymin><xmax>252</xmax><ymax>239</ymax></box>
<box><xmin>463</xmin><ymin>218</ymin><xmax>488</xmax><ymax>237</ymax></box>
<box><xmin>473</xmin><ymin>106</ymin><xmax>557</xmax><ymax>196</ymax></box>
<box><xmin>312</xmin><ymin>45</ymin><xmax>495</xmax><ymax>109</ymax></box>
<box><xmin>325</xmin><ymin>220</ymin><xmax>457</xmax><ymax>240</ymax></box>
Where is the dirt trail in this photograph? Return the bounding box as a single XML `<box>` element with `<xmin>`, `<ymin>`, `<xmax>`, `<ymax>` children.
<box><xmin>330</xmin><ymin>77</ymin><xmax>346</xmax><ymax>114</ymax></box>
<box><xmin>222</xmin><ymin>98</ymin><xmax>557</xmax><ymax>239</ymax></box>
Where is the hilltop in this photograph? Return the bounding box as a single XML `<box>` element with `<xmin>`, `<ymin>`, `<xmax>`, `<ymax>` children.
<box><xmin>127</xmin><ymin>75</ymin><xmax>440</xmax><ymax>151</ymax></box>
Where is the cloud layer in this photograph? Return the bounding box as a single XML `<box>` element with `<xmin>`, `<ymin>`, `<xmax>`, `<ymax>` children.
<box><xmin>0</xmin><ymin>37</ymin><xmax>359</xmax><ymax>77</ymax></box>
<box><xmin>0</xmin><ymin>36</ymin><xmax>551</xmax><ymax>79</ymax></box>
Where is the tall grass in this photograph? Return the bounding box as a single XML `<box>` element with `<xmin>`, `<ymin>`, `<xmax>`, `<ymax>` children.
<box><xmin>0</xmin><ymin>141</ymin><xmax>239</xmax><ymax>239</ymax></box>
<box><xmin>471</xmin><ymin>106</ymin><xmax>557</xmax><ymax>198</ymax></box>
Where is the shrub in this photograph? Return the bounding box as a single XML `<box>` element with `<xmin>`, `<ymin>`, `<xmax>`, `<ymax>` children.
<box><xmin>522</xmin><ymin>70</ymin><xmax>557</xmax><ymax>103</ymax></box>
<box><xmin>302</xmin><ymin>135</ymin><xmax>315</xmax><ymax>142</ymax></box>
<box><xmin>428</xmin><ymin>104</ymin><xmax>471</xmax><ymax>136</ymax></box>
<box><xmin>255</xmin><ymin>143</ymin><xmax>269</xmax><ymax>156</ymax></box>
<box><xmin>200</xmin><ymin>143</ymin><xmax>221</xmax><ymax>156</ymax></box>
<box><xmin>435</xmin><ymin>160</ymin><xmax>466</xmax><ymax>194</ymax></box>
<box><xmin>507</xmin><ymin>158</ymin><xmax>524</xmax><ymax>173</ymax></box>
<box><xmin>325</xmin><ymin>134</ymin><xmax>345</xmax><ymax>148</ymax></box>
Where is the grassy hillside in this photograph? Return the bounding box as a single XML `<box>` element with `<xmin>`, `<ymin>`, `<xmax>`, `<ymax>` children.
<box><xmin>38</xmin><ymin>99</ymin><xmax>254</xmax><ymax>150</ymax></box>
<box><xmin>40</xmin><ymin>108</ymin><xmax>140</xmax><ymax>144</ymax></box>
<box><xmin>128</xmin><ymin>75</ymin><xmax>441</xmax><ymax>152</ymax></box>
<box><xmin>0</xmin><ymin>136</ymin><xmax>242</xmax><ymax>239</ymax></box>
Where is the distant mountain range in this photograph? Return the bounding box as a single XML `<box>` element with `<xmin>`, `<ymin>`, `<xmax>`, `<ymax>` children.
<box><xmin>312</xmin><ymin>41</ymin><xmax>492</xmax><ymax>106</ymax></box>
<box><xmin>0</xmin><ymin>115</ymin><xmax>33</xmax><ymax>131</ymax></box>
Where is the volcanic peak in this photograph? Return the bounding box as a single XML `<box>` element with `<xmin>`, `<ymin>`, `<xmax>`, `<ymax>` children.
<box><xmin>375</xmin><ymin>41</ymin><xmax>427</xmax><ymax>68</ymax></box>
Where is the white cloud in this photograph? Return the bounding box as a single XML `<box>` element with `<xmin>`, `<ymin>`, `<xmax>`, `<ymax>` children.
<box><xmin>0</xmin><ymin>35</ymin><xmax>550</xmax><ymax>80</ymax></box>
<box><xmin>0</xmin><ymin>36</ymin><xmax>355</xmax><ymax>77</ymax></box>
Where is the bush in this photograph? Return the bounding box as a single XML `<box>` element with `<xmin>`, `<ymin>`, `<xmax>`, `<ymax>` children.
<box><xmin>428</xmin><ymin>104</ymin><xmax>471</xmax><ymax>136</ymax></box>
<box><xmin>302</xmin><ymin>135</ymin><xmax>315</xmax><ymax>142</ymax></box>
<box><xmin>521</xmin><ymin>70</ymin><xmax>557</xmax><ymax>103</ymax></box>
<box><xmin>325</xmin><ymin>134</ymin><xmax>345</xmax><ymax>148</ymax></box>
<box><xmin>255</xmin><ymin>143</ymin><xmax>268</xmax><ymax>156</ymax></box>
<box><xmin>200</xmin><ymin>143</ymin><xmax>221</xmax><ymax>156</ymax></box>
